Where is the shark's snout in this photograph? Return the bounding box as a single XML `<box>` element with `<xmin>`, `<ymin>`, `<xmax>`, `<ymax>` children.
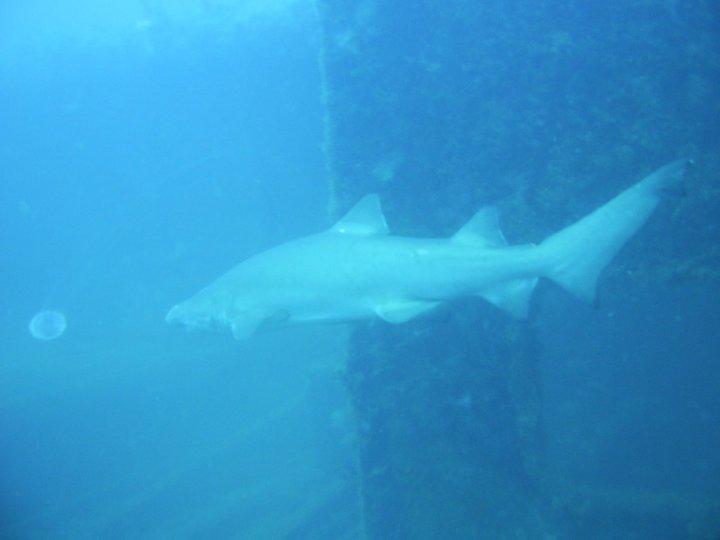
<box><xmin>165</xmin><ymin>304</ymin><xmax>184</xmax><ymax>326</ymax></box>
<box><xmin>165</xmin><ymin>302</ymin><xmax>223</xmax><ymax>333</ymax></box>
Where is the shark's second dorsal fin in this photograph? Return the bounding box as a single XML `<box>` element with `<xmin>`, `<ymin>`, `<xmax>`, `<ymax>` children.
<box><xmin>452</xmin><ymin>206</ymin><xmax>507</xmax><ymax>247</ymax></box>
<box><xmin>332</xmin><ymin>194</ymin><xmax>389</xmax><ymax>235</ymax></box>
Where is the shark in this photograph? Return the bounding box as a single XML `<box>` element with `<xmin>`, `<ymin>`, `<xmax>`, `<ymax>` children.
<box><xmin>166</xmin><ymin>159</ymin><xmax>690</xmax><ymax>340</ymax></box>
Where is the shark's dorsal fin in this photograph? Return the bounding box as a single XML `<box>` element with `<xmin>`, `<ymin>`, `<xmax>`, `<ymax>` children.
<box><xmin>452</xmin><ymin>206</ymin><xmax>507</xmax><ymax>247</ymax></box>
<box><xmin>332</xmin><ymin>194</ymin><xmax>389</xmax><ymax>235</ymax></box>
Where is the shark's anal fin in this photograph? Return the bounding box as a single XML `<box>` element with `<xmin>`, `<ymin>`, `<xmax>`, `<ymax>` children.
<box><xmin>478</xmin><ymin>277</ymin><xmax>538</xmax><ymax>319</ymax></box>
<box><xmin>374</xmin><ymin>300</ymin><xmax>440</xmax><ymax>324</ymax></box>
<box><xmin>332</xmin><ymin>194</ymin><xmax>389</xmax><ymax>235</ymax></box>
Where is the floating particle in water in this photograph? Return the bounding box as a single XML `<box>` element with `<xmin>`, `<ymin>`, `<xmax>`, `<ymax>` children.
<box><xmin>28</xmin><ymin>310</ymin><xmax>67</xmax><ymax>340</ymax></box>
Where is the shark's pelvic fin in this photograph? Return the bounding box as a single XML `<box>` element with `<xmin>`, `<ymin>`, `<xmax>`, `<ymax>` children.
<box><xmin>539</xmin><ymin>159</ymin><xmax>691</xmax><ymax>302</ymax></box>
<box><xmin>452</xmin><ymin>206</ymin><xmax>507</xmax><ymax>247</ymax></box>
<box><xmin>374</xmin><ymin>300</ymin><xmax>440</xmax><ymax>324</ymax></box>
<box><xmin>478</xmin><ymin>277</ymin><xmax>539</xmax><ymax>319</ymax></box>
<box><xmin>332</xmin><ymin>194</ymin><xmax>389</xmax><ymax>235</ymax></box>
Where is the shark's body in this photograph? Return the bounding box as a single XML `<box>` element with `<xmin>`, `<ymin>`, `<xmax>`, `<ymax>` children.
<box><xmin>166</xmin><ymin>160</ymin><xmax>689</xmax><ymax>340</ymax></box>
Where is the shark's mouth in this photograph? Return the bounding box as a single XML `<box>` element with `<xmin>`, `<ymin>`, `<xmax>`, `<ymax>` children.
<box><xmin>165</xmin><ymin>304</ymin><xmax>230</xmax><ymax>333</ymax></box>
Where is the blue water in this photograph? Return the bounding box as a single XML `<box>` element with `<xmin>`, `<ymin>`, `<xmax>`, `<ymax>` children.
<box><xmin>1</xmin><ymin>2</ymin><xmax>359</xmax><ymax>537</ymax></box>
<box><xmin>2</xmin><ymin>1</ymin><xmax>719</xmax><ymax>538</ymax></box>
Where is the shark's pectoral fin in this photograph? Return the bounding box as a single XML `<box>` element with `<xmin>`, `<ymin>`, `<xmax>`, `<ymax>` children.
<box><xmin>478</xmin><ymin>277</ymin><xmax>538</xmax><ymax>319</ymax></box>
<box><xmin>374</xmin><ymin>300</ymin><xmax>440</xmax><ymax>324</ymax></box>
<box><xmin>227</xmin><ymin>311</ymin><xmax>267</xmax><ymax>340</ymax></box>
<box><xmin>230</xmin><ymin>317</ymin><xmax>263</xmax><ymax>341</ymax></box>
<box><xmin>263</xmin><ymin>309</ymin><xmax>291</xmax><ymax>327</ymax></box>
<box><xmin>230</xmin><ymin>309</ymin><xmax>291</xmax><ymax>340</ymax></box>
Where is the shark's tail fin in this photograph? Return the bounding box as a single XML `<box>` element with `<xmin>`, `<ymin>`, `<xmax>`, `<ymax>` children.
<box><xmin>539</xmin><ymin>159</ymin><xmax>691</xmax><ymax>302</ymax></box>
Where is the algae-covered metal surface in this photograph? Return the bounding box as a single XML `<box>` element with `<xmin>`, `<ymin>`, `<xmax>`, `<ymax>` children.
<box><xmin>317</xmin><ymin>0</ymin><xmax>720</xmax><ymax>537</ymax></box>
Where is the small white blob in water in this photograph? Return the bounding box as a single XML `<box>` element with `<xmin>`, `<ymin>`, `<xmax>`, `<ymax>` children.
<box><xmin>28</xmin><ymin>310</ymin><xmax>67</xmax><ymax>340</ymax></box>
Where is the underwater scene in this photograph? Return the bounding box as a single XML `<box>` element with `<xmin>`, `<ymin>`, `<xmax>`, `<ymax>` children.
<box><xmin>1</xmin><ymin>0</ymin><xmax>719</xmax><ymax>538</ymax></box>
